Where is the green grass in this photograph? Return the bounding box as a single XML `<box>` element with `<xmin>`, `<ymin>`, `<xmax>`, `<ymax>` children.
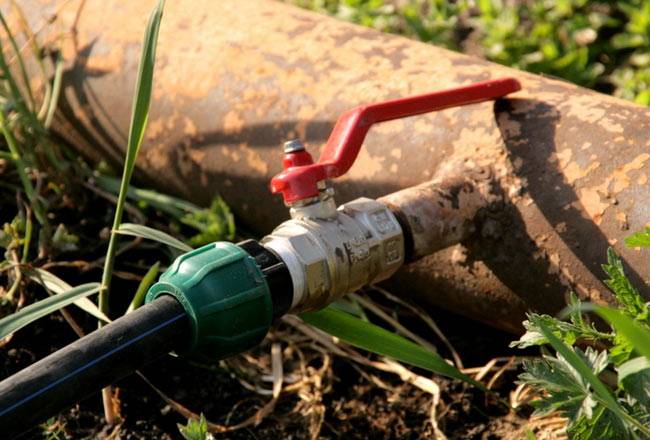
<box><xmin>98</xmin><ymin>0</ymin><xmax>165</xmax><ymax>323</ymax></box>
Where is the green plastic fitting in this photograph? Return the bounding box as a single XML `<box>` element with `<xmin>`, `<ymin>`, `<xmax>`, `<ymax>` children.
<box><xmin>145</xmin><ymin>242</ymin><xmax>273</xmax><ymax>360</ymax></box>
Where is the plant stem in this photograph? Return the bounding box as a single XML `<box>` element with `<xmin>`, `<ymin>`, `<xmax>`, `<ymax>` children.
<box><xmin>0</xmin><ymin>110</ymin><xmax>46</xmax><ymax>225</ymax></box>
<box><xmin>98</xmin><ymin>109</ymin><xmax>142</xmax><ymax>317</ymax></box>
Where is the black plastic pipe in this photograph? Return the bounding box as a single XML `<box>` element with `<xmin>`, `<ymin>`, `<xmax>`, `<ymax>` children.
<box><xmin>0</xmin><ymin>295</ymin><xmax>190</xmax><ymax>438</ymax></box>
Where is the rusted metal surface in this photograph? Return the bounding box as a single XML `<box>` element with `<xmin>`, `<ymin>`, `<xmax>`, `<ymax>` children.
<box><xmin>13</xmin><ymin>0</ymin><xmax>650</xmax><ymax>332</ymax></box>
<box><xmin>380</xmin><ymin>165</ymin><xmax>500</xmax><ymax>261</ymax></box>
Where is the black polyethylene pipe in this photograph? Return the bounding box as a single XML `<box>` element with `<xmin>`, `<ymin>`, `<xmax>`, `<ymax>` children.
<box><xmin>0</xmin><ymin>295</ymin><xmax>189</xmax><ymax>438</ymax></box>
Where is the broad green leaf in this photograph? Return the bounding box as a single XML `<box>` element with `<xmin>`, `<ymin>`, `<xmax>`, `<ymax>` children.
<box><xmin>0</xmin><ymin>283</ymin><xmax>100</xmax><ymax>339</ymax></box>
<box><xmin>116</xmin><ymin>223</ymin><xmax>191</xmax><ymax>252</ymax></box>
<box><xmin>25</xmin><ymin>268</ymin><xmax>110</xmax><ymax>323</ymax></box>
<box><xmin>127</xmin><ymin>262</ymin><xmax>160</xmax><ymax>314</ymax></box>
<box><xmin>595</xmin><ymin>306</ymin><xmax>650</xmax><ymax>361</ymax></box>
<box><xmin>301</xmin><ymin>306</ymin><xmax>483</xmax><ymax>389</ymax></box>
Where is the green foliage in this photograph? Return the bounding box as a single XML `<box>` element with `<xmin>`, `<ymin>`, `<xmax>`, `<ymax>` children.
<box><xmin>602</xmin><ymin>248</ymin><xmax>649</xmax><ymax>323</ymax></box>
<box><xmin>0</xmin><ymin>283</ymin><xmax>100</xmax><ymax>340</ymax></box>
<box><xmin>291</xmin><ymin>0</ymin><xmax>466</xmax><ymax>49</ymax></box>
<box><xmin>625</xmin><ymin>227</ymin><xmax>650</xmax><ymax>248</ymax></box>
<box><xmin>511</xmin><ymin>293</ymin><xmax>612</xmax><ymax>350</ymax></box>
<box><xmin>178</xmin><ymin>414</ymin><xmax>214</xmax><ymax>440</ymax></box>
<box><xmin>98</xmin><ymin>0</ymin><xmax>165</xmax><ymax>317</ymax></box>
<box><xmin>127</xmin><ymin>262</ymin><xmax>160</xmax><ymax>314</ymax></box>
<box><xmin>94</xmin><ymin>175</ymin><xmax>235</xmax><ymax>247</ymax></box>
<box><xmin>473</xmin><ymin>0</ymin><xmax>615</xmax><ymax>87</ymax></box>
<box><xmin>618</xmin><ymin>357</ymin><xmax>650</xmax><ymax>409</ymax></box>
<box><xmin>116</xmin><ymin>223</ymin><xmax>192</xmax><ymax>253</ymax></box>
<box><xmin>513</xmin><ymin>242</ymin><xmax>650</xmax><ymax>438</ymax></box>
<box><xmin>301</xmin><ymin>305</ymin><xmax>484</xmax><ymax>388</ymax></box>
<box><xmin>519</xmin><ymin>344</ymin><xmax>628</xmax><ymax>439</ymax></box>
<box><xmin>181</xmin><ymin>197</ymin><xmax>235</xmax><ymax>247</ymax></box>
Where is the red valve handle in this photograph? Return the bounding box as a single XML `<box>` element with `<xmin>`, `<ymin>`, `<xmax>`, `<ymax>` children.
<box><xmin>270</xmin><ymin>77</ymin><xmax>521</xmax><ymax>204</ymax></box>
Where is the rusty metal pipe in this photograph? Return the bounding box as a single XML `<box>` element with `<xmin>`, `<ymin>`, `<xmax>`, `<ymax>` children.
<box><xmin>380</xmin><ymin>165</ymin><xmax>499</xmax><ymax>261</ymax></box>
<box><xmin>13</xmin><ymin>0</ymin><xmax>650</xmax><ymax>332</ymax></box>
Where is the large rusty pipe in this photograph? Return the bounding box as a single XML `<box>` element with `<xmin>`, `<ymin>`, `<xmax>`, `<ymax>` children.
<box><xmin>13</xmin><ymin>0</ymin><xmax>650</xmax><ymax>332</ymax></box>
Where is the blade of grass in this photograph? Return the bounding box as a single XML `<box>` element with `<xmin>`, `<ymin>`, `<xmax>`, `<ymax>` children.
<box><xmin>97</xmin><ymin>0</ymin><xmax>164</xmax><ymax>425</ymax></box>
<box><xmin>0</xmin><ymin>109</ymin><xmax>46</xmax><ymax>225</ymax></box>
<box><xmin>0</xmin><ymin>283</ymin><xmax>100</xmax><ymax>340</ymax></box>
<box><xmin>99</xmin><ymin>0</ymin><xmax>165</xmax><ymax>318</ymax></box>
<box><xmin>0</xmin><ymin>9</ymin><xmax>35</xmax><ymax>110</ymax></box>
<box><xmin>126</xmin><ymin>262</ymin><xmax>160</xmax><ymax>314</ymax></box>
<box><xmin>116</xmin><ymin>223</ymin><xmax>191</xmax><ymax>252</ymax></box>
<box><xmin>537</xmin><ymin>319</ymin><xmax>650</xmax><ymax>436</ymax></box>
<box><xmin>301</xmin><ymin>306</ymin><xmax>484</xmax><ymax>389</ymax></box>
<box><xmin>94</xmin><ymin>174</ymin><xmax>197</xmax><ymax>219</ymax></box>
<box><xmin>8</xmin><ymin>0</ymin><xmax>52</xmax><ymax>121</ymax></box>
<box><xmin>25</xmin><ymin>268</ymin><xmax>110</xmax><ymax>323</ymax></box>
<box><xmin>43</xmin><ymin>52</ymin><xmax>64</xmax><ymax>129</ymax></box>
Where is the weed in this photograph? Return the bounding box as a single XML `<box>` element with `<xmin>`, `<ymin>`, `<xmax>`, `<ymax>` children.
<box><xmin>178</xmin><ymin>414</ymin><xmax>214</xmax><ymax>440</ymax></box>
<box><xmin>512</xmin><ymin>237</ymin><xmax>650</xmax><ymax>438</ymax></box>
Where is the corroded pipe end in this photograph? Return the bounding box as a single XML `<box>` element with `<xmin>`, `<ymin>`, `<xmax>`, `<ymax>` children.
<box><xmin>379</xmin><ymin>165</ymin><xmax>500</xmax><ymax>261</ymax></box>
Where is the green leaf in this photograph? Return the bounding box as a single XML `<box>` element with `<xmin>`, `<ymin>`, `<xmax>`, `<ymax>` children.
<box><xmin>178</xmin><ymin>414</ymin><xmax>213</xmax><ymax>440</ymax></box>
<box><xmin>301</xmin><ymin>306</ymin><xmax>483</xmax><ymax>389</ymax></box>
<box><xmin>602</xmin><ymin>248</ymin><xmax>648</xmax><ymax>322</ymax></box>
<box><xmin>595</xmin><ymin>306</ymin><xmax>650</xmax><ymax>361</ymax></box>
<box><xmin>182</xmin><ymin>197</ymin><xmax>235</xmax><ymax>246</ymax></box>
<box><xmin>127</xmin><ymin>262</ymin><xmax>160</xmax><ymax>314</ymax></box>
<box><xmin>567</xmin><ymin>405</ymin><xmax>629</xmax><ymax>440</ymax></box>
<box><xmin>94</xmin><ymin>174</ymin><xmax>198</xmax><ymax>220</ymax></box>
<box><xmin>116</xmin><ymin>223</ymin><xmax>192</xmax><ymax>252</ymax></box>
<box><xmin>537</xmin><ymin>319</ymin><xmax>618</xmax><ymax>411</ymax></box>
<box><xmin>123</xmin><ymin>0</ymin><xmax>164</xmax><ymax>183</ymax></box>
<box><xmin>519</xmin><ymin>345</ymin><xmax>608</xmax><ymax>420</ymax></box>
<box><xmin>618</xmin><ymin>357</ymin><xmax>650</xmax><ymax>408</ymax></box>
<box><xmin>625</xmin><ymin>227</ymin><xmax>650</xmax><ymax>248</ymax></box>
<box><xmin>99</xmin><ymin>0</ymin><xmax>165</xmax><ymax>316</ymax></box>
<box><xmin>0</xmin><ymin>283</ymin><xmax>100</xmax><ymax>339</ymax></box>
<box><xmin>25</xmin><ymin>268</ymin><xmax>110</xmax><ymax>323</ymax></box>
<box><xmin>536</xmin><ymin>318</ymin><xmax>649</xmax><ymax>436</ymax></box>
<box><xmin>511</xmin><ymin>308</ymin><xmax>611</xmax><ymax>350</ymax></box>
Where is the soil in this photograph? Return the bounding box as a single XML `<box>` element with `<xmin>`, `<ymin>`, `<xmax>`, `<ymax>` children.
<box><xmin>1</xmin><ymin>287</ymin><xmax>533</xmax><ymax>440</ymax></box>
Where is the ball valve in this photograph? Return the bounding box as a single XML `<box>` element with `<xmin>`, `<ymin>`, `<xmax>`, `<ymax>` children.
<box><xmin>148</xmin><ymin>77</ymin><xmax>522</xmax><ymax>355</ymax></box>
<box><xmin>0</xmin><ymin>78</ymin><xmax>521</xmax><ymax>435</ymax></box>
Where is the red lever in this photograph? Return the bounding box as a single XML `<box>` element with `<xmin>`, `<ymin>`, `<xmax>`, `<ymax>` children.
<box><xmin>270</xmin><ymin>77</ymin><xmax>521</xmax><ymax>204</ymax></box>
